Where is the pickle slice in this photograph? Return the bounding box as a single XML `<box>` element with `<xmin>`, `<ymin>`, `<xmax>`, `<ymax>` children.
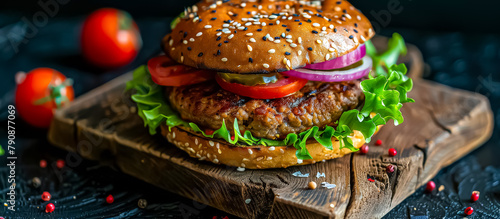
<box><xmin>217</xmin><ymin>72</ymin><xmax>280</xmax><ymax>86</ymax></box>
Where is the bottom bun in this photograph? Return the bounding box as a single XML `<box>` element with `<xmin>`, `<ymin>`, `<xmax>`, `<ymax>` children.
<box><xmin>161</xmin><ymin>125</ymin><xmax>372</xmax><ymax>169</ymax></box>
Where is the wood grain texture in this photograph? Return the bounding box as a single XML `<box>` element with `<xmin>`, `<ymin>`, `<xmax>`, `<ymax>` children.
<box><xmin>47</xmin><ymin>40</ymin><xmax>493</xmax><ymax>218</ymax></box>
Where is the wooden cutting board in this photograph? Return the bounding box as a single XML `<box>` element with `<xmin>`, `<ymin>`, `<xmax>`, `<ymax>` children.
<box><xmin>48</xmin><ymin>40</ymin><xmax>493</xmax><ymax>218</ymax></box>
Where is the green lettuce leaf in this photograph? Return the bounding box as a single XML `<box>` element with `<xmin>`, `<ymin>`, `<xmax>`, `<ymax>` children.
<box><xmin>365</xmin><ymin>33</ymin><xmax>407</xmax><ymax>76</ymax></box>
<box><xmin>125</xmin><ymin>65</ymin><xmax>188</xmax><ymax>135</ymax></box>
<box><xmin>126</xmin><ymin>33</ymin><xmax>414</xmax><ymax>160</ymax></box>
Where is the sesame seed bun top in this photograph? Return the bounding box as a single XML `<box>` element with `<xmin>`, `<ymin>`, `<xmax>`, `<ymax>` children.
<box><xmin>162</xmin><ymin>0</ymin><xmax>375</xmax><ymax>74</ymax></box>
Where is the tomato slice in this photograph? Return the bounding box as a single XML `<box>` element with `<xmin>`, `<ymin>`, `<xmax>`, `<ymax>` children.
<box><xmin>216</xmin><ymin>74</ymin><xmax>308</xmax><ymax>99</ymax></box>
<box><xmin>147</xmin><ymin>55</ymin><xmax>215</xmax><ymax>86</ymax></box>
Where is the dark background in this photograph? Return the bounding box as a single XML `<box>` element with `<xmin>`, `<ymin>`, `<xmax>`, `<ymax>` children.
<box><xmin>0</xmin><ymin>0</ymin><xmax>499</xmax><ymax>218</ymax></box>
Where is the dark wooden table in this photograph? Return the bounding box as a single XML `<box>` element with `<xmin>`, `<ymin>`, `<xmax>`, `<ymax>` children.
<box><xmin>0</xmin><ymin>14</ymin><xmax>499</xmax><ymax>218</ymax></box>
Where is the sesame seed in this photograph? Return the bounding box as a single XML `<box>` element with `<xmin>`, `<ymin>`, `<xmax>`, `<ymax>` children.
<box><xmin>198</xmin><ymin>52</ymin><xmax>204</xmax><ymax>57</ymax></box>
<box><xmin>345</xmin><ymin>14</ymin><xmax>352</xmax><ymax>19</ymax></box>
<box><xmin>196</xmin><ymin>32</ymin><xmax>203</xmax><ymax>37</ymax></box>
<box><xmin>216</xmin><ymin>32</ymin><xmax>222</xmax><ymax>36</ymax></box>
<box><xmin>216</xmin><ymin>36</ymin><xmax>221</xmax><ymax>41</ymax></box>
<box><xmin>283</xmin><ymin>58</ymin><xmax>288</xmax><ymax>65</ymax></box>
<box><xmin>269</xmin><ymin>15</ymin><xmax>277</xmax><ymax>19</ymax></box>
<box><xmin>316</xmin><ymin>39</ymin><xmax>322</xmax><ymax>44</ymax></box>
<box><xmin>287</xmin><ymin>59</ymin><xmax>291</xmax><ymax>67</ymax></box>
<box><xmin>268</xmin><ymin>49</ymin><xmax>275</xmax><ymax>53</ymax></box>
<box><xmin>312</xmin><ymin>30</ymin><xmax>318</xmax><ymax>34</ymax></box>
<box><xmin>329</xmin><ymin>24</ymin><xmax>334</xmax><ymax>29</ymax></box>
<box><xmin>183</xmin><ymin>40</ymin><xmax>188</xmax><ymax>44</ymax></box>
<box><xmin>211</xmin><ymin>17</ymin><xmax>217</xmax><ymax>20</ymax></box>
<box><xmin>204</xmin><ymin>25</ymin><xmax>212</xmax><ymax>29</ymax></box>
<box><xmin>222</xmin><ymin>24</ymin><xmax>229</xmax><ymax>28</ymax></box>
<box><xmin>360</xmin><ymin>35</ymin><xmax>366</xmax><ymax>41</ymax></box>
<box><xmin>322</xmin><ymin>27</ymin><xmax>326</xmax><ymax>31</ymax></box>
<box><xmin>217</xmin><ymin>50</ymin><xmax>221</xmax><ymax>55</ymax></box>
<box><xmin>285</xmin><ymin>52</ymin><xmax>291</xmax><ymax>55</ymax></box>
<box><xmin>249</xmin><ymin>58</ymin><xmax>253</xmax><ymax>63</ymax></box>
<box><xmin>263</xmin><ymin>63</ymin><xmax>269</xmax><ymax>68</ymax></box>
<box><xmin>274</xmin><ymin>39</ymin><xmax>281</xmax><ymax>44</ymax></box>
<box><xmin>312</xmin><ymin>23</ymin><xmax>320</xmax><ymax>27</ymax></box>
<box><xmin>290</xmin><ymin>43</ymin><xmax>297</xmax><ymax>47</ymax></box>
<box><xmin>329</xmin><ymin>48</ymin><xmax>335</xmax><ymax>52</ymax></box>
<box><xmin>298</xmin><ymin>37</ymin><xmax>302</xmax><ymax>44</ymax></box>
<box><xmin>169</xmin><ymin>39</ymin><xmax>173</xmax><ymax>46</ymax></box>
<box><xmin>286</xmin><ymin>39</ymin><xmax>293</xmax><ymax>43</ymax></box>
<box><xmin>349</xmin><ymin>35</ymin><xmax>354</xmax><ymax>39</ymax></box>
<box><xmin>286</xmin><ymin>35</ymin><xmax>292</xmax><ymax>39</ymax></box>
<box><xmin>353</xmin><ymin>29</ymin><xmax>358</xmax><ymax>33</ymax></box>
<box><xmin>218</xmin><ymin>43</ymin><xmax>222</xmax><ymax>47</ymax></box>
<box><xmin>269</xmin><ymin>146</ymin><xmax>275</xmax><ymax>151</ymax></box>
<box><xmin>224</xmin><ymin>40</ymin><xmax>229</xmax><ymax>43</ymax></box>
<box><xmin>189</xmin><ymin>38</ymin><xmax>195</xmax><ymax>42</ymax></box>
<box><xmin>221</xmin><ymin>57</ymin><xmax>228</xmax><ymax>62</ymax></box>
<box><xmin>326</xmin><ymin>54</ymin><xmax>330</xmax><ymax>60</ymax></box>
<box><xmin>357</xmin><ymin>15</ymin><xmax>362</xmax><ymax>20</ymax></box>
<box><xmin>229</xmin><ymin>34</ymin><xmax>236</xmax><ymax>39</ymax></box>
<box><xmin>298</xmin><ymin>50</ymin><xmax>302</xmax><ymax>55</ymax></box>
<box><xmin>246</xmin><ymin>33</ymin><xmax>253</xmax><ymax>36</ymax></box>
<box><xmin>276</xmin><ymin>20</ymin><xmax>280</xmax><ymax>25</ymax></box>
<box><xmin>187</xmin><ymin>47</ymin><xmax>191</xmax><ymax>51</ymax></box>
<box><xmin>180</xmin><ymin>56</ymin><xmax>184</xmax><ymax>62</ymax></box>
<box><xmin>253</xmin><ymin>21</ymin><xmax>260</xmax><ymax>25</ymax></box>
<box><xmin>334</xmin><ymin>28</ymin><xmax>337</xmax><ymax>32</ymax></box>
<box><xmin>248</xmin><ymin>149</ymin><xmax>253</xmax><ymax>154</ymax></box>
<box><xmin>308</xmin><ymin>47</ymin><xmax>313</xmax><ymax>51</ymax></box>
<box><xmin>247</xmin><ymin>45</ymin><xmax>253</xmax><ymax>51</ymax></box>
<box><xmin>245</xmin><ymin>22</ymin><xmax>252</xmax><ymax>26</ymax></box>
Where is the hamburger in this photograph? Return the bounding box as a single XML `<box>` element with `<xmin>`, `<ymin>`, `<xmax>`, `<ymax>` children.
<box><xmin>126</xmin><ymin>0</ymin><xmax>413</xmax><ymax>169</ymax></box>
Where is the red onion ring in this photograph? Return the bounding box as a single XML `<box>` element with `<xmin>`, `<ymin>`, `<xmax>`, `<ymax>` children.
<box><xmin>304</xmin><ymin>44</ymin><xmax>366</xmax><ymax>70</ymax></box>
<box><xmin>282</xmin><ymin>56</ymin><xmax>372</xmax><ymax>82</ymax></box>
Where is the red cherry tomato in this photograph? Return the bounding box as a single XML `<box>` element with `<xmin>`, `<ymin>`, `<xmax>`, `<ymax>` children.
<box><xmin>215</xmin><ymin>74</ymin><xmax>308</xmax><ymax>99</ymax></box>
<box><xmin>15</xmin><ymin>68</ymin><xmax>74</xmax><ymax>128</ymax></box>
<box><xmin>81</xmin><ymin>8</ymin><xmax>142</xmax><ymax>68</ymax></box>
<box><xmin>147</xmin><ymin>55</ymin><xmax>215</xmax><ymax>86</ymax></box>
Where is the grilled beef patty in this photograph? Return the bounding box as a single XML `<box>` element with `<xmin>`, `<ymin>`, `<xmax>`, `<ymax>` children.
<box><xmin>167</xmin><ymin>78</ymin><xmax>365</xmax><ymax>140</ymax></box>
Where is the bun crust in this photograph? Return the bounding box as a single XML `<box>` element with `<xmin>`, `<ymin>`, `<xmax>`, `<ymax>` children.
<box><xmin>161</xmin><ymin>125</ymin><xmax>369</xmax><ymax>169</ymax></box>
<box><xmin>163</xmin><ymin>0</ymin><xmax>374</xmax><ymax>74</ymax></box>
